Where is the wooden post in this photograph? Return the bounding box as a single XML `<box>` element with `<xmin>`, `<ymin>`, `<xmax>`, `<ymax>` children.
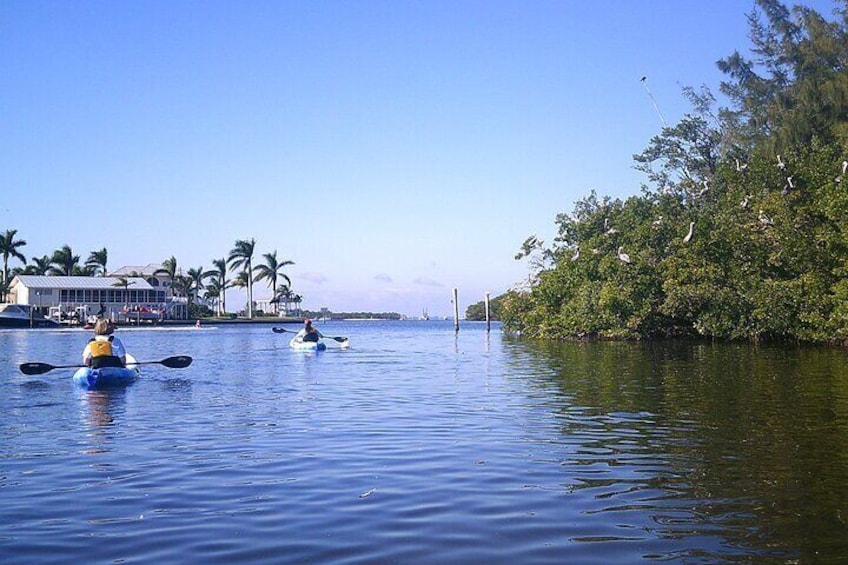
<box><xmin>453</xmin><ymin>288</ymin><xmax>460</xmax><ymax>332</ymax></box>
<box><xmin>485</xmin><ymin>292</ymin><xmax>491</xmax><ymax>332</ymax></box>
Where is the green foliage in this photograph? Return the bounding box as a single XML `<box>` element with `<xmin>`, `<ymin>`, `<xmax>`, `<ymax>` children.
<box><xmin>506</xmin><ymin>0</ymin><xmax>848</xmax><ymax>342</ymax></box>
<box><xmin>465</xmin><ymin>294</ymin><xmax>505</xmax><ymax>321</ymax></box>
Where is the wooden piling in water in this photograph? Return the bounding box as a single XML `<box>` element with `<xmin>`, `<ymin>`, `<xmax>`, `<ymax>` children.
<box><xmin>485</xmin><ymin>292</ymin><xmax>491</xmax><ymax>332</ymax></box>
<box><xmin>453</xmin><ymin>288</ymin><xmax>460</xmax><ymax>332</ymax></box>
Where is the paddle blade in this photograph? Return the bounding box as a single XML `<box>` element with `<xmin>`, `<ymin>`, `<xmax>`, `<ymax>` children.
<box><xmin>19</xmin><ymin>362</ymin><xmax>54</xmax><ymax>375</ymax></box>
<box><xmin>330</xmin><ymin>336</ymin><xmax>348</xmax><ymax>343</ymax></box>
<box><xmin>272</xmin><ymin>327</ymin><xmax>288</xmax><ymax>333</ymax></box>
<box><xmin>161</xmin><ymin>355</ymin><xmax>193</xmax><ymax>369</ymax></box>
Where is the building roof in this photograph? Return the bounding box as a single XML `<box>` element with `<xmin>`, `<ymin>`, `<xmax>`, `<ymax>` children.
<box><xmin>11</xmin><ymin>275</ymin><xmax>156</xmax><ymax>291</ymax></box>
<box><xmin>110</xmin><ymin>264</ymin><xmax>168</xmax><ymax>277</ymax></box>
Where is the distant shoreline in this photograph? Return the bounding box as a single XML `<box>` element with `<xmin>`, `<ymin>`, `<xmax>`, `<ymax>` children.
<box><xmin>115</xmin><ymin>316</ymin><xmax>304</xmax><ymax>327</ymax></box>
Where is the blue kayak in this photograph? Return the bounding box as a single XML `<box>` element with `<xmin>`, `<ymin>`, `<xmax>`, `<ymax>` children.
<box><xmin>73</xmin><ymin>354</ymin><xmax>139</xmax><ymax>389</ymax></box>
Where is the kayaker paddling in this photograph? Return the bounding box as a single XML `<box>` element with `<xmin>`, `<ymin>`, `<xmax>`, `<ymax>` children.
<box><xmin>296</xmin><ymin>319</ymin><xmax>323</xmax><ymax>343</ymax></box>
<box><xmin>82</xmin><ymin>318</ymin><xmax>127</xmax><ymax>368</ymax></box>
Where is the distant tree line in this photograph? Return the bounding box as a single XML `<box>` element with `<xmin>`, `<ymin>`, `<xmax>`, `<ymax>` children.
<box><xmin>302</xmin><ymin>311</ymin><xmax>402</xmax><ymax>321</ymax></box>
<box><xmin>502</xmin><ymin>0</ymin><xmax>848</xmax><ymax>342</ymax></box>
<box><xmin>465</xmin><ymin>295</ymin><xmax>504</xmax><ymax>321</ymax></box>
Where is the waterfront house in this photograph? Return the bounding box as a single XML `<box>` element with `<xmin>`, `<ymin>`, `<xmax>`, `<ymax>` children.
<box><xmin>7</xmin><ymin>274</ymin><xmax>173</xmax><ymax>324</ymax></box>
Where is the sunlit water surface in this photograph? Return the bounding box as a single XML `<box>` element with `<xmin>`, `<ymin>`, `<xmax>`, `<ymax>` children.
<box><xmin>2</xmin><ymin>321</ymin><xmax>848</xmax><ymax>563</ymax></box>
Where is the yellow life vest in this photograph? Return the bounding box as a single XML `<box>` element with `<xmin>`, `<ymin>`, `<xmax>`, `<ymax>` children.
<box><xmin>89</xmin><ymin>337</ymin><xmax>114</xmax><ymax>358</ymax></box>
<box><xmin>88</xmin><ymin>336</ymin><xmax>124</xmax><ymax>368</ymax></box>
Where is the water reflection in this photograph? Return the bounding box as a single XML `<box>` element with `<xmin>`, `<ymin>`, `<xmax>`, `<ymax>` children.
<box><xmin>78</xmin><ymin>389</ymin><xmax>128</xmax><ymax>454</ymax></box>
<box><xmin>6</xmin><ymin>323</ymin><xmax>848</xmax><ymax>563</ymax></box>
<box><xmin>507</xmin><ymin>338</ymin><xmax>848</xmax><ymax>561</ymax></box>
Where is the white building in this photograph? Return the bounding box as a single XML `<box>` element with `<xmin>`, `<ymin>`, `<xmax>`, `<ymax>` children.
<box><xmin>7</xmin><ymin>274</ymin><xmax>173</xmax><ymax>324</ymax></box>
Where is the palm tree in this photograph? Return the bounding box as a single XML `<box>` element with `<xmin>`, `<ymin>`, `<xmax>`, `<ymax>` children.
<box><xmin>231</xmin><ymin>270</ymin><xmax>251</xmax><ymax>315</ymax></box>
<box><xmin>0</xmin><ymin>229</ymin><xmax>27</xmax><ymax>285</ymax></box>
<box><xmin>227</xmin><ymin>238</ymin><xmax>256</xmax><ymax>319</ymax></box>
<box><xmin>207</xmin><ymin>258</ymin><xmax>230</xmax><ymax>317</ymax></box>
<box><xmin>253</xmin><ymin>250</ymin><xmax>294</xmax><ymax>315</ymax></box>
<box><xmin>86</xmin><ymin>248</ymin><xmax>109</xmax><ymax>276</ymax></box>
<box><xmin>290</xmin><ymin>293</ymin><xmax>303</xmax><ymax>317</ymax></box>
<box><xmin>154</xmin><ymin>256</ymin><xmax>179</xmax><ymax>286</ymax></box>
<box><xmin>186</xmin><ymin>267</ymin><xmax>206</xmax><ymax>311</ymax></box>
<box><xmin>273</xmin><ymin>287</ymin><xmax>299</xmax><ymax>316</ymax></box>
<box><xmin>154</xmin><ymin>255</ymin><xmax>180</xmax><ymax>302</ymax></box>
<box><xmin>204</xmin><ymin>280</ymin><xmax>222</xmax><ymax>316</ymax></box>
<box><xmin>112</xmin><ymin>276</ymin><xmax>135</xmax><ymax>310</ymax></box>
<box><xmin>14</xmin><ymin>255</ymin><xmax>51</xmax><ymax>276</ymax></box>
<box><xmin>171</xmin><ymin>275</ymin><xmax>191</xmax><ymax>303</ymax></box>
<box><xmin>48</xmin><ymin>245</ymin><xmax>82</xmax><ymax>276</ymax></box>
<box><xmin>154</xmin><ymin>256</ymin><xmax>184</xmax><ymax>319</ymax></box>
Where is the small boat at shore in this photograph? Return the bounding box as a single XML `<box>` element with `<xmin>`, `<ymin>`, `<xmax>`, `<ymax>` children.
<box><xmin>0</xmin><ymin>304</ymin><xmax>60</xmax><ymax>328</ymax></box>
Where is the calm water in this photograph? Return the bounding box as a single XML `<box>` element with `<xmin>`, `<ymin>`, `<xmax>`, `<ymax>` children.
<box><xmin>2</xmin><ymin>321</ymin><xmax>848</xmax><ymax>563</ymax></box>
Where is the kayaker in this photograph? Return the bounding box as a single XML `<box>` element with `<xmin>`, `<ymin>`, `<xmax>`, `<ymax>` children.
<box><xmin>296</xmin><ymin>319</ymin><xmax>323</xmax><ymax>343</ymax></box>
<box><xmin>82</xmin><ymin>318</ymin><xmax>127</xmax><ymax>368</ymax></box>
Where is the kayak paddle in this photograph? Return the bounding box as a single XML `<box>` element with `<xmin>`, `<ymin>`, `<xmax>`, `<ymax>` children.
<box><xmin>271</xmin><ymin>326</ymin><xmax>349</xmax><ymax>343</ymax></box>
<box><xmin>19</xmin><ymin>355</ymin><xmax>193</xmax><ymax>375</ymax></box>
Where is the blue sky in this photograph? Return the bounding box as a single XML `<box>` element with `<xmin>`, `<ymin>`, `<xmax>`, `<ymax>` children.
<box><xmin>1</xmin><ymin>1</ymin><xmax>840</xmax><ymax>316</ymax></box>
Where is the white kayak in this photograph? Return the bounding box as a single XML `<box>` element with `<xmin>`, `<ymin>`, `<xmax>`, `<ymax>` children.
<box><xmin>289</xmin><ymin>337</ymin><xmax>327</xmax><ymax>351</ymax></box>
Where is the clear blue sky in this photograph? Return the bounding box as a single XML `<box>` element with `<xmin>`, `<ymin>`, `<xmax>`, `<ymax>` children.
<box><xmin>1</xmin><ymin>0</ymin><xmax>839</xmax><ymax>317</ymax></box>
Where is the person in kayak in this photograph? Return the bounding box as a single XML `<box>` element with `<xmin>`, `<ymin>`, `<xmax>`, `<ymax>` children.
<box><xmin>296</xmin><ymin>319</ymin><xmax>324</xmax><ymax>343</ymax></box>
<box><xmin>82</xmin><ymin>318</ymin><xmax>127</xmax><ymax>368</ymax></box>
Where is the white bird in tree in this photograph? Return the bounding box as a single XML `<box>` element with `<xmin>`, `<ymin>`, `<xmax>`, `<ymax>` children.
<box><xmin>783</xmin><ymin>176</ymin><xmax>794</xmax><ymax>195</ymax></box>
<box><xmin>837</xmin><ymin>161</ymin><xmax>848</xmax><ymax>183</ymax></box>
<box><xmin>740</xmin><ymin>194</ymin><xmax>751</xmax><ymax>209</ymax></box>
<box><xmin>759</xmin><ymin>209</ymin><xmax>774</xmax><ymax>226</ymax></box>
<box><xmin>617</xmin><ymin>246</ymin><xmax>631</xmax><ymax>264</ymax></box>
<box><xmin>652</xmin><ymin>215</ymin><xmax>663</xmax><ymax>227</ymax></box>
<box><xmin>777</xmin><ymin>154</ymin><xmax>786</xmax><ymax>170</ymax></box>
<box><xmin>683</xmin><ymin>221</ymin><xmax>694</xmax><ymax>243</ymax></box>
<box><xmin>735</xmin><ymin>158</ymin><xmax>748</xmax><ymax>172</ymax></box>
<box><xmin>570</xmin><ymin>246</ymin><xmax>580</xmax><ymax>262</ymax></box>
<box><xmin>697</xmin><ymin>180</ymin><xmax>710</xmax><ymax>197</ymax></box>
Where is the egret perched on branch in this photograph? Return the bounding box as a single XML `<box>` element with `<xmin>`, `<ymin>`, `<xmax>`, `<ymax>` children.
<box><xmin>617</xmin><ymin>246</ymin><xmax>631</xmax><ymax>264</ymax></box>
<box><xmin>570</xmin><ymin>246</ymin><xmax>580</xmax><ymax>262</ymax></box>
<box><xmin>683</xmin><ymin>222</ymin><xmax>694</xmax><ymax>243</ymax></box>
<box><xmin>740</xmin><ymin>195</ymin><xmax>750</xmax><ymax>209</ymax></box>
<box><xmin>782</xmin><ymin>176</ymin><xmax>794</xmax><ymax>195</ymax></box>
<box><xmin>777</xmin><ymin>155</ymin><xmax>786</xmax><ymax>170</ymax></box>
<box><xmin>759</xmin><ymin>210</ymin><xmax>774</xmax><ymax>226</ymax></box>
<box><xmin>735</xmin><ymin>159</ymin><xmax>748</xmax><ymax>172</ymax></box>
<box><xmin>837</xmin><ymin>161</ymin><xmax>848</xmax><ymax>183</ymax></box>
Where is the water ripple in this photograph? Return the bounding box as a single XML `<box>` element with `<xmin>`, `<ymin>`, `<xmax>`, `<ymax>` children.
<box><xmin>2</xmin><ymin>325</ymin><xmax>848</xmax><ymax>562</ymax></box>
